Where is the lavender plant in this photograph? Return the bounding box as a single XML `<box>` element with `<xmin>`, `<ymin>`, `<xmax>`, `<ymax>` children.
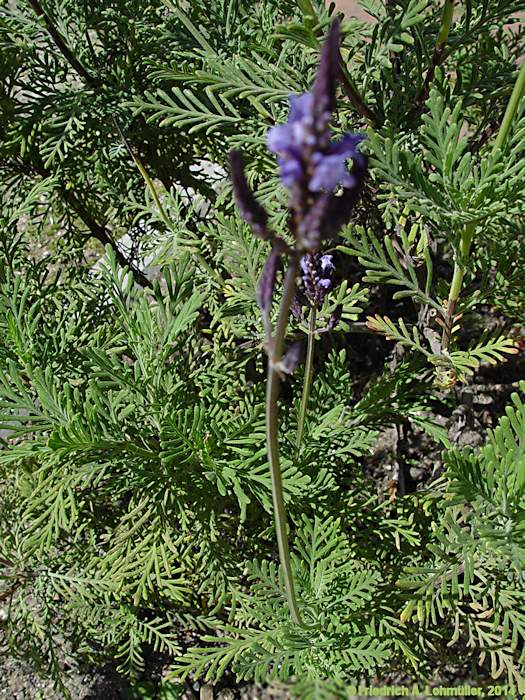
<box><xmin>230</xmin><ymin>20</ymin><xmax>367</xmax><ymax>626</ymax></box>
<box><xmin>2</xmin><ymin>0</ymin><xmax>525</xmax><ymax>696</ymax></box>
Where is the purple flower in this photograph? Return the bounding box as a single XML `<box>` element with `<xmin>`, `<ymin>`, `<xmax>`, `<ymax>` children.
<box><xmin>320</xmin><ymin>254</ymin><xmax>335</xmax><ymax>274</ymax></box>
<box><xmin>267</xmin><ymin>94</ymin><xmax>315</xmax><ymax>187</ymax></box>
<box><xmin>309</xmin><ymin>134</ymin><xmax>366</xmax><ymax>192</ymax></box>
<box><xmin>267</xmin><ymin>94</ymin><xmax>316</xmax><ymax>153</ymax></box>
<box><xmin>228</xmin><ymin>20</ymin><xmax>367</xmax><ymax>345</ymax></box>
<box><xmin>298</xmin><ymin>253</ymin><xmax>336</xmax><ymax>308</ymax></box>
<box><xmin>266</xmin><ymin>21</ymin><xmax>367</xmax><ymax>251</ymax></box>
<box><xmin>267</xmin><ymin>104</ymin><xmax>365</xmax><ymax>194</ymax></box>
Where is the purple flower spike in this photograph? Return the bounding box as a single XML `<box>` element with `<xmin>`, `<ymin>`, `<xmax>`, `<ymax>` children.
<box><xmin>311</xmin><ymin>20</ymin><xmax>341</xmax><ymax>126</ymax></box>
<box><xmin>265</xmin><ymin>19</ymin><xmax>367</xmax><ymax>250</ymax></box>
<box><xmin>297</xmin><ymin>252</ymin><xmax>336</xmax><ymax>308</ymax></box>
<box><xmin>229</xmin><ymin>20</ymin><xmax>367</xmax><ymax>347</ymax></box>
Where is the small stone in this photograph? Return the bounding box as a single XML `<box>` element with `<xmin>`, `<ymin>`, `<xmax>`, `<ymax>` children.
<box><xmin>409</xmin><ymin>466</ymin><xmax>425</xmax><ymax>481</ymax></box>
<box><xmin>200</xmin><ymin>684</ymin><xmax>214</xmax><ymax>700</ymax></box>
<box><xmin>217</xmin><ymin>691</ymin><xmax>235</xmax><ymax>700</ymax></box>
<box><xmin>457</xmin><ymin>429</ymin><xmax>484</xmax><ymax>448</ymax></box>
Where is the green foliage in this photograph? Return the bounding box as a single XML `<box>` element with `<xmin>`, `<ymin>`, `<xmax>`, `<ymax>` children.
<box><xmin>369</xmin><ymin>88</ymin><xmax>525</xmax><ymax>229</ymax></box>
<box><xmin>129</xmin><ymin>680</ymin><xmax>184</xmax><ymax>700</ymax></box>
<box><xmin>1</xmin><ymin>0</ymin><xmax>525</xmax><ymax>695</ymax></box>
<box><xmin>365</xmin><ymin>314</ymin><xmax>518</xmax><ymax>383</ymax></box>
<box><xmin>170</xmin><ymin>516</ymin><xmax>388</xmax><ymax>684</ymax></box>
<box><xmin>398</xmin><ymin>382</ymin><xmax>525</xmax><ymax>691</ymax></box>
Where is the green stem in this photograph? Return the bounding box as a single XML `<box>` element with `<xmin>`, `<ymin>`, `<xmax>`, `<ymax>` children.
<box><xmin>297</xmin><ymin>0</ymin><xmax>316</xmax><ymax>18</ymax></box>
<box><xmin>296</xmin><ymin>306</ymin><xmax>317</xmax><ymax>456</ymax></box>
<box><xmin>266</xmin><ymin>257</ymin><xmax>304</xmax><ymax>627</ymax></box>
<box><xmin>340</xmin><ymin>63</ymin><xmax>380</xmax><ymax>125</ymax></box>
<box><xmin>113</xmin><ymin>118</ymin><xmax>222</xmax><ymax>285</ymax></box>
<box><xmin>436</xmin><ymin>0</ymin><xmax>454</xmax><ymax>45</ymax></box>
<box><xmin>493</xmin><ymin>61</ymin><xmax>525</xmax><ymax>156</ymax></box>
<box><xmin>441</xmin><ymin>60</ymin><xmax>525</xmax><ymax>350</ymax></box>
<box><xmin>417</xmin><ymin>0</ymin><xmax>454</xmax><ymax>105</ymax></box>
<box><xmin>112</xmin><ymin>118</ymin><xmax>172</xmax><ymax>230</ymax></box>
<box><xmin>441</xmin><ymin>223</ymin><xmax>473</xmax><ymax>350</ymax></box>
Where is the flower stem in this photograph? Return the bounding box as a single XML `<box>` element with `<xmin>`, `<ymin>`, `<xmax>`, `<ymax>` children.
<box><xmin>441</xmin><ymin>60</ymin><xmax>525</xmax><ymax>351</ymax></box>
<box><xmin>296</xmin><ymin>306</ymin><xmax>317</xmax><ymax>456</ymax></box>
<box><xmin>266</xmin><ymin>257</ymin><xmax>304</xmax><ymax>626</ymax></box>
